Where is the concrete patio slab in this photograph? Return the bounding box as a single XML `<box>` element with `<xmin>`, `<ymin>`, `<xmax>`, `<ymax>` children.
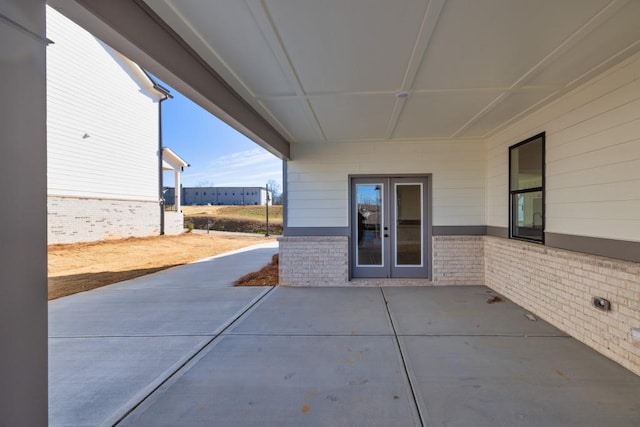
<box><xmin>49</xmin><ymin>286</ymin><xmax>270</xmax><ymax>337</ymax></box>
<box><xmin>49</xmin><ymin>335</ymin><xmax>208</xmax><ymax>427</ymax></box>
<box><xmin>118</xmin><ymin>335</ymin><xmax>421</xmax><ymax>427</ymax></box>
<box><xmin>49</xmin><ymin>243</ymin><xmax>278</xmax><ymax>427</ymax></box>
<box><xmin>49</xmin><ymin>249</ymin><xmax>640</xmax><ymax>427</ymax></box>
<box><xmin>383</xmin><ymin>286</ymin><xmax>566</xmax><ymax>336</ymax></box>
<box><xmin>227</xmin><ymin>287</ymin><xmax>393</xmax><ymax>336</ymax></box>
<box><xmin>400</xmin><ymin>335</ymin><xmax>640</xmax><ymax>427</ymax></box>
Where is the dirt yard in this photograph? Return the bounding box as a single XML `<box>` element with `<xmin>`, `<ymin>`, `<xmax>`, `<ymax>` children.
<box><xmin>48</xmin><ymin>232</ymin><xmax>276</xmax><ymax>300</ymax></box>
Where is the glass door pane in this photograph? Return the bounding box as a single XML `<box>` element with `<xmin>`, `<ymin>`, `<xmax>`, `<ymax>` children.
<box><xmin>356</xmin><ymin>183</ymin><xmax>383</xmax><ymax>266</ymax></box>
<box><xmin>395</xmin><ymin>183</ymin><xmax>422</xmax><ymax>266</ymax></box>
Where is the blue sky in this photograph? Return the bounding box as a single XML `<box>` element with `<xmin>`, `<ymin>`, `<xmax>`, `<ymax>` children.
<box><xmin>160</xmin><ymin>82</ymin><xmax>282</xmax><ymax>190</ymax></box>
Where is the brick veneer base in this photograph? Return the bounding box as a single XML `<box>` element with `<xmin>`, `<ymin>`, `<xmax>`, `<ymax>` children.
<box><xmin>164</xmin><ymin>211</ymin><xmax>185</xmax><ymax>235</ymax></box>
<box><xmin>432</xmin><ymin>236</ymin><xmax>485</xmax><ymax>285</ymax></box>
<box><xmin>48</xmin><ymin>196</ymin><xmax>161</xmax><ymax>244</ymax></box>
<box><xmin>485</xmin><ymin>236</ymin><xmax>640</xmax><ymax>376</ymax></box>
<box><xmin>278</xmin><ymin>236</ymin><xmax>349</xmax><ymax>286</ymax></box>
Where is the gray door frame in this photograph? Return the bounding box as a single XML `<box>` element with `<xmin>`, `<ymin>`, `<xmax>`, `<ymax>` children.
<box><xmin>349</xmin><ymin>174</ymin><xmax>432</xmax><ymax>280</ymax></box>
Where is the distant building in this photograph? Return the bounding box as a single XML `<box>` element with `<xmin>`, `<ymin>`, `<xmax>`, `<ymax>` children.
<box><xmin>164</xmin><ymin>187</ymin><xmax>272</xmax><ymax>206</ymax></box>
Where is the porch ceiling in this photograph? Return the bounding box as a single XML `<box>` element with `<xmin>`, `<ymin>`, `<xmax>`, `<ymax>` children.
<box><xmin>140</xmin><ymin>0</ymin><xmax>640</xmax><ymax>144</ymax></box>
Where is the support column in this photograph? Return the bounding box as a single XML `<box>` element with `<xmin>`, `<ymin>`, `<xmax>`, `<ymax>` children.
<box><xmin>174</xmin><ymin>170</ymin><xmax>182</xmax><ymax>212</ymax></box>
<box><xmin>0</xmin><ymin>0</ymin><xmax>48</xmax><ymax>425</ymax></box>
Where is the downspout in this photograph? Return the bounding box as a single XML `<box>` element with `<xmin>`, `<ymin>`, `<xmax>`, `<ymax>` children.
<box><xmin>154</xmin><ymin>83</ymin><xmax>172</xmax><ymax>235</ymax></box>
<box><xmin>158</xmin><ymin>96</ymin><xmax>167</xmax><ymax>235</ymax></box>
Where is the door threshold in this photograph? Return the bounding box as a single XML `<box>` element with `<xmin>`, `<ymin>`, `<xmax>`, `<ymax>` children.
<box><xmin>349</xmin><ymin>278</ymin><xmax>432</xmax><ymax>287</ymax></box>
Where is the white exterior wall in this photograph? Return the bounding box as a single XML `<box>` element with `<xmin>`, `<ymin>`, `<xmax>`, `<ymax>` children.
<box><xmin>47</xmin><ymin>7</ymin><xmax>159</xmax><ymax>202</ymax></box>
<box><xmin>287</xmin><ymin>140</ymin><xmax>486</xmax><ymax>227</ymax></box>
<box><xmin>487</xmin><ymin>51</ymin><xmax>640</xmax><ymax>242</ymax></box>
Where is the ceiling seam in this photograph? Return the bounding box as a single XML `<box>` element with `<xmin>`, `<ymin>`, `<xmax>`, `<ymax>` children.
<box><xmin>158</xmin><ymin>0</ymin><xmax>297</xmax><ymax>144</ymax></box>
<box><xmin>453</xmin><ymin>0</ymin><xmax>630</xmax><ymax>139</ymax></box>
<box><xmin>384</xmin><ymin>0</ymin><xmax>446</xmax><ymax>140</ymax></box>
<box><xmin>161</xmin><ymin>0</ymin><xmax>258</xmax><ymax>99</ymax></box>
<box><xmin>245</xmin><ymin>0</ymin><xmax>327</xmax><ymax>143</ymax></box>
<box><xmin>507</xmin><ymin>0</ymin><xmax>631</xmax><ymax>91</ymax></box>
<box><xmin>120</xmin><ymin>0</ymin><xmax>289</xmax><ymax>157</ymax></box>
<box><xmin>451</xmin><ymin>93</ymin><xmax>508</xmax><ymax>138</ymax></box>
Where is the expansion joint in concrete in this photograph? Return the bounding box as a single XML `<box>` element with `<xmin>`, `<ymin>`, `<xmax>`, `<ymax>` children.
<box><xmin>113</xmin><ymin>287</ymin><xmax>276</xmax><ymax>426</ymax></box>
<box><xmin>380</xmin><ymin>288</ymin><xmax>427</xmax><ymax>427</ymax></box>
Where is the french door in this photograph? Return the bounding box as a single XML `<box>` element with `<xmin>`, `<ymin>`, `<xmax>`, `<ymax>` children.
<box><xmin>351</xmin><ymin>177</ymin><xmax>429</xmax><ymax>278</ymax></box>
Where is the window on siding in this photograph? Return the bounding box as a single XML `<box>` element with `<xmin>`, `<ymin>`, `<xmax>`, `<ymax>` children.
<box><xmin>509</xmin><ymin>133</ymin><xmax>545</xmax><ymax>243</ymax></box>
<box><xmin>195</xmin><ymin>192</ymin><xmax>199</xmax><ymax>196</ymax></box>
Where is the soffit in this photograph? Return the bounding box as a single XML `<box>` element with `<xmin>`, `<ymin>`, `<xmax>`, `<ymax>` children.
<box><xmin>143</xmin><ymin>0</ymin><xmax>640</xmax><ymax>144</ymax></box>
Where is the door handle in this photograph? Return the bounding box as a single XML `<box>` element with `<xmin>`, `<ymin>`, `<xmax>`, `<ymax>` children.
<box><xmin>384</xmin><ymin>234</ymin><xmax>389</xmax><ymax>238</ymax></box>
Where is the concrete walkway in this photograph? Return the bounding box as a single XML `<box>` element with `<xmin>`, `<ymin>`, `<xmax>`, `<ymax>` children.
<box><xmin>49</xmin><ymin>244</ymin><xmax>640</xmax><ymax>426</ymax></box>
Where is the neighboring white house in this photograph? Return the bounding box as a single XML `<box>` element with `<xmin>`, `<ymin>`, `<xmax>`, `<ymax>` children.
<box><xmin>46</xmin><ymin>6</ymin><xmax>185</xmax><ymax>243</ymax></box>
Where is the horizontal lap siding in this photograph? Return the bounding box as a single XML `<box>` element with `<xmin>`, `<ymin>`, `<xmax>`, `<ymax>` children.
<box><xmin>487</xmin><ymin>51</ymin><xmax>640</xmax><ymax>242</ymax></box>
<box><xmin>46</xmin><ymin>8</ymin><xmax>159</xmax><ymax>202</ymax></box>
<box><xmin>287</xmin><ymin>140</ymin><xmax>486</xmax><ymax>227</ymax></box>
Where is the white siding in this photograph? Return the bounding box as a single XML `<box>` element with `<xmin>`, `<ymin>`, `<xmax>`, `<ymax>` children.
<box><xmin>287</xmin><ymin>140</ymin><xmax>486</xmax><ymax>227</ymax></box>
<box><xmin>487</xmin><ymin>51</ymin><xmax>640</xmax><ymax>242</ymax></box>
<box><xmin>46</xmin><ymin>7</ymin><xmax>159</xmax><ymax>201</ymax></box>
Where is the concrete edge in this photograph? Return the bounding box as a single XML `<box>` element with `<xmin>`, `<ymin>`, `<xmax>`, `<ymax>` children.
<box><xmin>210</xmin><ymin>287</ymin><xmax>274</xmax><ymax>336</ymax></box>
<box><xmin>220</xmin><ymin>286</ymin><xmax>281</xmax><ymax>335</ymax></box>
<box><xmin>191</xmin><ymin>241</ymin><xmax>279</xmax><ymax>264</ymax></box>
<box><xmin>97</xmin><ymin>334</ymin><xmax>215</xmax><ymax>427</ymax></box>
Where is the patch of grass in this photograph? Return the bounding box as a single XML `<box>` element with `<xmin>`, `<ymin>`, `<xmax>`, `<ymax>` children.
<box><xmin>234</xmin><ymin>253</ymin><xmax>279</xmax><ymax>286</ymax></box>
<box><xmin>183</xmin><ymin>205</ymin><xmax>283</xmax><ymax>234</ymax></box>
<box><xmin>182</xmin><ymin>205</ymin><xmax>282</xmax><ymax>222</ymax></box>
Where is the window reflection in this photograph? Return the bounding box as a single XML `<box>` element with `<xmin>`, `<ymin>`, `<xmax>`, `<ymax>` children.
<box><xmin>356</xmin><ymin>184</ymin><xmax>382</xmax><ymax>266</ymax></box>
<box><xmin>396</xmin><ymin>184</ymin><xmax>422</xmax><ymax>266</ymax></box>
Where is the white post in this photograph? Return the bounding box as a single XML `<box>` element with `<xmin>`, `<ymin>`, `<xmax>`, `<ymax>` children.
<box><xmin>174</xmin><ymin>169</ymin><xmax>182</xmax><ymax>212</ymax></box>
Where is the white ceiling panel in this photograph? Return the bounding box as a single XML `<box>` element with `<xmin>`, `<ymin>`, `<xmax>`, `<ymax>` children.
<box><xmin>259</xmin><ymin>98</ymin><xmax>324</xmax><ymax>144</ymax></box>
<box><xmin>529</xmin><ymin>1</ymin><xmax>640</xmax><ymax>87</ymax></box>
<box><xmin>460</xmin><ymin>89</ymin><xmax>558</xmax><ymax>138</ymax></box>
<box><xmin>139</xmin><ymin>0</ymin><xmax>640</xmax><ymax>145</ymax></box>
<box><xmin>264</xmin><ymin>0</ymin><xmax>429</xmax><ymax>93</ymax></box>
<box><xmin>393</xmin><ymin>91</ymin><xmax>502</xmax><ymax>139</ymax></box>
<box><xmin>156</xmin><ymin>0</ymin><xmax>296</xmax><ymax>97</ymax></box>
<box><xmin>413</xmin><ymin>0</ymin><xmax>610</xmax><ymax>90</ymax></box>
<box><xmin>309</xmin><ymin>95</ymin><xmax>397</xmax><ymax>141</ymax></box>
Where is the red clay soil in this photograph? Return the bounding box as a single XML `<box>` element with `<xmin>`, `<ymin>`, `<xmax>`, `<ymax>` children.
<box><xmin>49</xmin><ymin>233</ymin><xmax>276</xmax><ymax>299</ymax></box>
<box><xmin>234</xmin><ymin>253</ymin><xmax>279</xmax><ymax>286</ymax></box>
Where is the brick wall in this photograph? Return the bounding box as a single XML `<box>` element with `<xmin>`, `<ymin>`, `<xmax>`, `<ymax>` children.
<box><xmin>48</xmin><ymin>196</ymin><xmax>160</xmax><ymax>244</ymax></box>
<box><xmin>485</xmin><ymin>236</ymin><xmax>640</xmax><ymax>376</ymax></box>
<box><xmin>164</xmin><ymin>211</ymin><xmax>184</xmax><ymax>235</ymax></box>
<box><xmin>278</xmin><ymin>236</ymin><xmax>349</xmax><ymax>286</ymax></box>
<box><xmin>432</xmin><ymin>236</ymin><xmax>485</xmax><ymax>286</ymax></box>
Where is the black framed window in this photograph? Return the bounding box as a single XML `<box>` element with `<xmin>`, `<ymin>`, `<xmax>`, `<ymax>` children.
<box><xmin>509</xmin><ymin>133</ymin><xmax>545</xmax><ymax>243</ymax></box>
